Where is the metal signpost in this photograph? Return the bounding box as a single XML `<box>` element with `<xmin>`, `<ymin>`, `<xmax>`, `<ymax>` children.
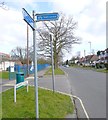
<box><xmin>32</xmin><ymin>10</ymin><xmax>39</xmax><ymax>119</ymax></box>
<box><xmin>22</xmin><ymin>8</ymin><xmax>59</xmax><ymax>119</ymax></box>
<box><xmin>50</xmin><ymin>34</ymin><xmax>55</xmax><ymax>92</ymax></box>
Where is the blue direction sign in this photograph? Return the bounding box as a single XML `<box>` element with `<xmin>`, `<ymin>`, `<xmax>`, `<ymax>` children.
<box><xmin>22</xmin><ymin>8</ymin><xmax>34</xmax><ymax>30</ymax></box>
<box><xmin>36</xmin><ymin>13</ymin><xmax>59</xmax><ymax>22</ymax></box>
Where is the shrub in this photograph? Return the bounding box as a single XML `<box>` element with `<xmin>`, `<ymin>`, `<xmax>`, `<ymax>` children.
<box><xmin>95</xmin><ymin>63</ymin><xmax>105</xmax><ymax>69</ymax></box>
<box><xmin>104</xmin><ymin>63</ymin><xmax>108</xmax><ymax>70</ymax></box>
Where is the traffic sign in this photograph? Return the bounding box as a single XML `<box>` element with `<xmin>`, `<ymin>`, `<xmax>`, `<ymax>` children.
<box><xmin>36</xmin><ymin>12</ymin><xmax>59</xmax><ymax>22</ymax></box>
<box><xmin>22</xmin><ymin>8</ymin><xmax>34</xmax><ymax>30</ymax></box>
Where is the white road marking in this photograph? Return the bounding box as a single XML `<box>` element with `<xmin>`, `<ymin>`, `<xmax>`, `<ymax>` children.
<box><xmin>39</xmin><ymin>86</ymin><xmax>90</xmax><ymax>120</ymax></box>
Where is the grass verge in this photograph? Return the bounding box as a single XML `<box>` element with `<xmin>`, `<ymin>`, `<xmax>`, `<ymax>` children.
<box><xmin>44</xmin><ymin>67</ymin><xmax>65</xmax><ymax>75</ymax></box>
<box><xmin>2</xmin><ymin>86</ymin><xmax>74</xmax><ymax>118</ymax></box>
<box><xmin>96</xmin><ymin>69</ymin><xmax>108</xmax><ymax>73</ymax></box>
<box><xmin>71</xmin><ymin>65</ymin><xmax>108</xmax><ymax>73</ymax></box>
<box><xmin>0</xmin><ymin>71</ymin><xmax>9</xmax><ymax>79</ymax></box>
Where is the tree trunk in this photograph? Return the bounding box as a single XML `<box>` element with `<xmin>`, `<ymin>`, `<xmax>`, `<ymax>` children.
<box><xmin>54</xmin><ymin>53</ymin><xmax>58</xmax><ymax>69</ymax></box>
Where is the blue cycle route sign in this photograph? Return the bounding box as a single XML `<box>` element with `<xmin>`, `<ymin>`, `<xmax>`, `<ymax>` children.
<box><xmin>22</xmin><ymin>8</ymin><xmax>34</xmax><ymax>30</ymax></box>
<box><xmin>36</xmin><ymin>12</ymin><xmax>59</xmax><ymax>22</ymax></box>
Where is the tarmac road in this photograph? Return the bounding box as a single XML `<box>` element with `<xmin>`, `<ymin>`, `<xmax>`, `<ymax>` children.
<box><xmin>61</xmin><ymin>66</ymin><xmax>106</xmax><ymax>118</ymax></box>
<box><xmin>0</xmin><ymin>79</ymin><xmax>14</xmax><ymax>93</ymax></box>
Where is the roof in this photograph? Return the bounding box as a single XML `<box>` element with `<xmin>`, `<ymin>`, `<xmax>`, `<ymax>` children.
<box><xmin>79</xmin><ymin>57</ymin><xmax>85</xmax><ymax>62</ymax></box>
<box><xmin>0</xmin><ymin>52</ymin><xmax>10</xmax><ymax>58</ymax></box>
<box><xmin>90</xmin><ymin>55</ymin><xmax>99</xmax><ymax>61</ymax></box>
<box><xmin>85</xmin><ymin>55</ymin><xmax>94</xmax><ymax>61</ymax></box>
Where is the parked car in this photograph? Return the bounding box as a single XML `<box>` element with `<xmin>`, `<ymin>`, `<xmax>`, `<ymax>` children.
<box><xmin>82</xmin><ymin>62</ymin><xmax>91</xmax><ymax>67</ymax></box>
<box><xmin>64</xmin><ymin>65</ymin><xmax>69</xmax><ymax>67</ymax></box>
<box><xmin>90</xmin><ymin>61</ymin><xmax>96</xmax><ymax>67</ymax></box>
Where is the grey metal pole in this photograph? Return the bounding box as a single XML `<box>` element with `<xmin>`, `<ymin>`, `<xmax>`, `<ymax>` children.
<box><xmin>27</xmin><ymin>24</ymin><xmax>29</xmax><ymax>77</ymax></box>
<box><xmin>33</xmin><ymin>10</ymin><xmax>39</xmax><ymax>119</ymax></box>
<box><xmin>88</xmin><ymin>41</ymin><xmax>91</xmax><ymax>55</ymax></box>
<box><xmin>50</xmin><ymin>34</ymin><xmax>55</xmax><ymax>92</ymax></box>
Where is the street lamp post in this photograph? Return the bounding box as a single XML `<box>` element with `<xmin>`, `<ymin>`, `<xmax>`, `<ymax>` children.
<box><xmin>88</xmin><ymin>41</ymin><xmax>91</xmax><ymax>55</ymax></box>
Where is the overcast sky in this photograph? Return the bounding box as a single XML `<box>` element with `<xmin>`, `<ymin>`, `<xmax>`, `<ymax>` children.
<box><xmin>0</xmin><ymin>0</ymin><xmax>106</xmax><ymax>61</ymax></box>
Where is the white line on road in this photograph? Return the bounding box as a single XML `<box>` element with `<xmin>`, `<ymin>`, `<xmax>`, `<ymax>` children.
<box><xmin>72</xmin><ymin>95</ymin><xmax>90</xmax><ymax>120</ymax></box>
<box><xmin>39</xmin><ymin>86</ymin><xmax>90</xmax><ymax>120</ymax></box>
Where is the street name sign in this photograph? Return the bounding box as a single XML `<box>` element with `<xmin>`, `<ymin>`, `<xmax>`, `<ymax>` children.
<box><xmin>14</xmin><ymin>81</ymin><xmax>28</xmax><ymax>102</ymax></box>
<box><xmin>36</xmin><ymin>12</ymin><xmax>59</xmax><ymax>22</ymax></box>
<box><xmin>22</xmin><ymin>8</ymin><xmax>34</xmax><ymax>30</ymax></box>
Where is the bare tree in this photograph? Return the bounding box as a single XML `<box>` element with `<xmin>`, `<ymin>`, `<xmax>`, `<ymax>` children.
<box><xmin>38</xmin><ymin>13</ymin><xmax>81</xmax><ymax>68</ymax></box>
<box><xmin>0</xmin><ymin>1</ymin><xmax>5</xmax><ymax>7</ymax></box>
<box><xmin>0</xmin><ymin>1</ymin><xmax>8</xmax><ymax>10</ymax></box>
<box><xmin>10</xmin><ymin>46</ymin><xmax>32</xmax><ymax>65</ymax></box>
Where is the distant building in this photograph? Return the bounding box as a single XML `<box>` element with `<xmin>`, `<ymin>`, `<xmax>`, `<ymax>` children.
<box><xmin>0</xmin><ymin>61</ymin><xmax>15</xmax><ymax>71</ymax></box>
<box><xmin>90</xmin><ymin>55</ymin><xmax>99</xmax><ymax>62</ymax></box>
<box><xmin>99</xmin><ymin>48</ymin><xmax>108</xmax><ymax>63</ymax></box>
<box><xmin>0</xmin><ymin>52</ymin><xmax>10</xmax><ymax>61</ymax></box>
<box><xmin>0</xmin><ymin>52</ymin><xmax>14</xmax><ymax>71</ymax></box>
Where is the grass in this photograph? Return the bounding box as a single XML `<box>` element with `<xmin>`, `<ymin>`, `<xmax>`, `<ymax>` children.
<box><xmin>2</xmin><ymin>86</ymin><xmax>74</xmax><ymax>118</ymax></box>
<box><xmin>0</xmin><ymin>71</ymin><xmax>16</xmax><ymax>80</ymax></box>
<box><xmin>0</xmin><ymin>71</ymin><xmax>9</xmax><ymax>79</ymax></box>
<box><xmin>96</xmin><ymin>69</ymin><xmax>108</xmax><ymax>73</ymax></box>
<box><xmin>44</xmin><ymin>67</ymin><xmax>65</xmax><ymax>75</ymax></box>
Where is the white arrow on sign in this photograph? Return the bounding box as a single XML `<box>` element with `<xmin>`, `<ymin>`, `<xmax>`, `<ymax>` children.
<box><xmin>22</xmin><ymin>8</ymin><xmax>34</xmax><ymax>30</ymax></box>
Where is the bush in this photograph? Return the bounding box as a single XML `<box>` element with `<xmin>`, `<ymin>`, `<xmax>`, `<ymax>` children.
<box><xmin>104</xmin><ymin>63</ymin><xmax>108</xmax><ymax>70</ymax></box>
<box><xmin>95</xmin><ymin>63</ymin><xmax>105</xmax><ymax>69</ymax></box>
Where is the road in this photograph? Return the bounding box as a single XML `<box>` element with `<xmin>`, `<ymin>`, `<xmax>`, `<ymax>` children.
<box><xmin>0</xmin><ymin>79</ymin><xmax>14</xmax><ymax>93</ymax></box>
<box><xmin>61</xmin><ymin>66</ymin><xmax>106</xmax><ymax>118</ymax></box>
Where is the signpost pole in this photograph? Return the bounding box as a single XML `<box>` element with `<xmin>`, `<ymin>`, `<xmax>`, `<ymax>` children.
<box><xmin>33</xmin><ymin>10</ymin><xmax>39</xmax><ymax>119</ymax></box>
<box><xmin>22</xmin><ymin>9</ymin><xmax>59</xmax><ymax>119</ymax></box>
<box><xmin>27</xmin><ymin>24</ymin><xmax>29</xmax><ymax>77</ymax></box>
<box><xmin>50</xmin><ymin>34</ymin><xmax>55</xmax><ymax>92</ymax></box>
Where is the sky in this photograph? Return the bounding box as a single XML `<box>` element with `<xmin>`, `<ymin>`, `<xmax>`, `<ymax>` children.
<box><xmin>0</xmin><ymin>0</ymin><xmax>106</xmax><ymax>61</ymax></box>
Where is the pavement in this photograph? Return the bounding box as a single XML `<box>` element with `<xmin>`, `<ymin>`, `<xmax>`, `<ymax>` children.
<box><xmin>1</xmin><ymin>68</ymin><xmax>77</xmax><ymax>118</ymax></box>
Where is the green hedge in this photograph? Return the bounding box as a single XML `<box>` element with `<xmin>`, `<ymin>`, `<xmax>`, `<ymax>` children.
<box><xmin>104</xmin><ymin>63</ymin><xmax>108</xmax><ymax>70</ymax></box>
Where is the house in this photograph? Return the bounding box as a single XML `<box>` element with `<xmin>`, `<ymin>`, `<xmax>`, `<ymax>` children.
<box><xmin>0</xmin><ymin>61</ymin><xmax>15</xmax><ymax>71</ymax></box>
<box><xmin>79</xmin><ymin>57</ymin><xmax>84</xmax><ymax>62</ymax></box>
<box><xmin>104</xmin><ymin>48</ymin><xmax>108</xmax><ymax>63</ymax></box>
<box><xmin>98</xmin><ymin>48</ymin><xmax>108</xmax><ymax>63</ymax></box>
<box><xmin>85</xmin><ymin>55</ymin><xmax>94</xmax><ymax>63</ymax></box>
<box><xmin>0</xmin><ymin>52</ymin><xmax>10</xmax><ymax>61</ymax></box>
<box><xmin>0</xmin><ymin>52</ymin><xmax>12</xmax><ymax>71</ymax></box>
<box><xmin>90</xmin><ymin>55</ymin><xmax>99</xmax><ymax>63</ymax></box>
<box><xmin>78</xmin><ymin>54</ymin><xmax>99</xmax><ymax>67</ymax></box>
